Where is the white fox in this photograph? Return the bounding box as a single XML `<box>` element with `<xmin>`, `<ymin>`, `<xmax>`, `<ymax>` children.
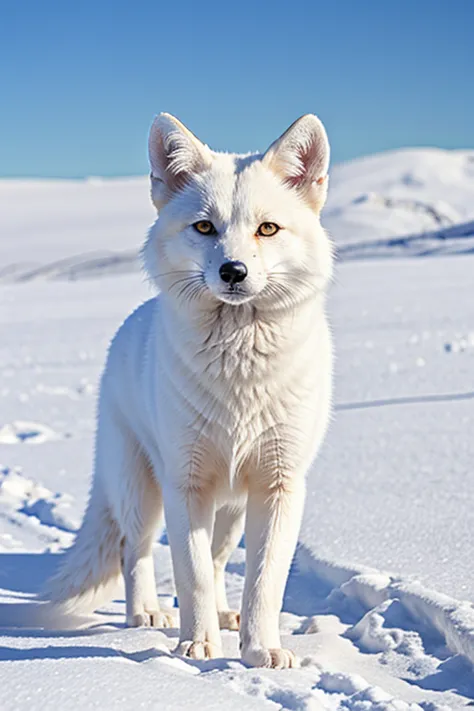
<box><xmin>30</xmin><ymin>114</ymin><xmax>334</xmax><ymax>668</ymax></box>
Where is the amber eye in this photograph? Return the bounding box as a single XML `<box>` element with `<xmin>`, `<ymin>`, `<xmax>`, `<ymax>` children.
<box><xmin>256</xmin><ymin>222</ymin><xmax>281</xmax><ymax>237</ymax></box>
<box><xmin>193</xmin><ymin>220</ymin><xmax>216</xmax><ymax>235</ymax></box>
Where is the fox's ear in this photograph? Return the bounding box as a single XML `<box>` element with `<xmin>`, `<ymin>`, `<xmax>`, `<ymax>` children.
<box><xmin>148</xmin><ymin>113</ymin><xmax>213</xmax><ymax>208</ymax></box>
<box><xmin>263</xmin><ymin>114</ymin><xmax>330</xmax><ymax>212</ymax></box>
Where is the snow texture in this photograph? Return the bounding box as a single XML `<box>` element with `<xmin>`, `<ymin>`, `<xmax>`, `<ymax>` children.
<box><xmin>0</xmin><ymin>149</ymin><xmax>473</xmax><ymax>709</ymax></box>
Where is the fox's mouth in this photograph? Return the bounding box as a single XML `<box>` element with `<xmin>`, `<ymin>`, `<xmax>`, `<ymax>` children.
<box><xmin>216</xmin><ymin>286</ymin><xmax>254</xmax><ymax>305</ymax></box>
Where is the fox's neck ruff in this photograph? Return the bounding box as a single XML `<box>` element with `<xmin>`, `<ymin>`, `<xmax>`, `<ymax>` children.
<box><xmin>159</xmin><ymin>292</ymin><xmax>326</xmax><ymax>386</ymax></box>
<box><xmin>152</xmin><ymin>290</ymin><xmax>329</xmax><ymax>478</ymax></box>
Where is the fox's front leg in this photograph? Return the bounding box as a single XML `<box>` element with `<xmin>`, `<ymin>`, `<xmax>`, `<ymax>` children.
<box><xmin>240</xmin><ymin>472</ymin><xmax>305</xmax><ymax>668</ymax></box>
<box><xmin>163</xmin><ymin>482</ymin><xmax>222</xmax><ymax>660</ymax></box>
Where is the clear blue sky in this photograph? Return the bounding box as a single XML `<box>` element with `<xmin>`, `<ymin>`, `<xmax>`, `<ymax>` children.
<box><xmin>2</xmin><ymin>0</ymin><xmax>473</xmax><ymax>178</ymax></box>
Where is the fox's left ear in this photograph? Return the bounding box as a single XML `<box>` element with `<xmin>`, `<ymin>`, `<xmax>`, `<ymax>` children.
<box><xmin>263</xmin><ymin>114</ymin><xmax>330</xmax><ymax>212</ymax></box>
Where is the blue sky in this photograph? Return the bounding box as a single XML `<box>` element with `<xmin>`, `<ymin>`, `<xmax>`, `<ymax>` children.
<box><xmin>2</xmin><ymin>0</ymin><xmax>473</xmax><ymax>178</ymax></box>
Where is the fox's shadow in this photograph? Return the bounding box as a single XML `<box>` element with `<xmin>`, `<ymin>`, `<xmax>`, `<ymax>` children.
<box><xmin>0</xmin><ymin>550</ymin><xmax>178</xmax><ymax>641</ymax></box>
<box><xmin>0</xmin><ymin>552</ymin><xmax>59</xmax><ymax>597</ymax></box>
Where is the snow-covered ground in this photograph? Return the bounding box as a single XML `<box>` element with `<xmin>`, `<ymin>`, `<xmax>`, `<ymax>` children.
<box><xmin>0</xmin><ymin>149</ymin><xmax>473</xmax><ymax>709</ymax></box>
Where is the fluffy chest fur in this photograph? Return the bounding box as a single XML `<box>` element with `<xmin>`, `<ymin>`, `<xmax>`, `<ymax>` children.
<box><xmin>167</xmin><ymin>295</ymin><xmax>326</xmax><ymax>395</ymax></box>
<box><xmin>106</xmin><ymin>295</ymin><xmax>332</xmax><ymax>495</ymax></box>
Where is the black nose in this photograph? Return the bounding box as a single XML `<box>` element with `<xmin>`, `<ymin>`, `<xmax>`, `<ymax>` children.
<box><xmin>219</xmin><ymin>260</ymin><xmax>248</xmax><ymax>285</ymax></box>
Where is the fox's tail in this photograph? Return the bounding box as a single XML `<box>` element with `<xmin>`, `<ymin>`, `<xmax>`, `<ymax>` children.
<box><xmin>0</xmin><ymin>489</ymin><xmax>123</xmax><ymax>629</ymax></box>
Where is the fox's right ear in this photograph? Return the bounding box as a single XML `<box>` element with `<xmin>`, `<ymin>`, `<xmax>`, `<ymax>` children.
<box><xmin>148</xmin><ymin>114</ymin><xmax>213</xmax><ymax>209</ymax></box>
<box><xmin>263</xmin><ymin>114</ymin><xmax>330</xmax><ymax>212</ymax></box>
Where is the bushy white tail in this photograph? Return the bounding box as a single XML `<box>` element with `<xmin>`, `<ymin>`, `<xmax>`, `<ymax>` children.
<box><xmin>43</xmin><ymin>491</ymin><xmax>123</xmax><ymax>616</ymax></box>
<box><xmin>0</xmin><ymin>490</ymin><xmax>123</xmax><ymax>629</ymax></box>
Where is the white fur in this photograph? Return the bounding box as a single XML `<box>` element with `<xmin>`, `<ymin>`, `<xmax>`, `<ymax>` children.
<box><xmin>38</xmin><ymin>114</ymin><xmax>334</xmax><ymax>667</ymax></box>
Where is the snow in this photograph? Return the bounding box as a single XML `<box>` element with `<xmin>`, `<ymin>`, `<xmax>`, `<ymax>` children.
<box><xmin>0</xmin><ymin>177</ymin><xmax>152</xmax><ymax>281</ymax></box>
<box><xmin>325</xmin><ymin>148</ymin><xmax>474</xmax><ymax>253</ymax></box>
<box><xmin>1</xmin><ymin>149</ymin><xmax>474</xmax><ymax>709</ymax></box>
<box><xmin>0</xmin><ymin>421</ymin><xmax>62</xmax><ymax>444</ymax></box>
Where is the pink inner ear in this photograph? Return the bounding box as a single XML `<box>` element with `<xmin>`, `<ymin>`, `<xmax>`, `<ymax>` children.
<box><xmin>285</xmin><ymin>139</ymin><xmax>325</xmax><ymax>188</ymax></box>
<box><xmin>151</xmin><ymin>131</ymin><xmax>190</xmax><ymax>191</ymax></box>
<box><xmin>286</xmin><ymin>173</ymin><xmax>305</xmax><ymax>188</ymax></box>
<box><xmin>149</xmin><ymin>129</ymin><xmax>166</xmax><ymax>180</ymax></box>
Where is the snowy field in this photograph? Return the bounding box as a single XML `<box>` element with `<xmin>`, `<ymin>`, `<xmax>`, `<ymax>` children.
<box><xmin>0</xmin><ymin>149</ymin><xmax>473</xmax><ymax>709</ymax></box>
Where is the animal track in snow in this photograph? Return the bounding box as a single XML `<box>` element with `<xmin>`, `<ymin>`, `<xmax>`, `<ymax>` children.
<box><xmin>0</xmin><ymin>421</ymin><xmax>64</xmax><ymax>444</ymax></box>
<box><xmin>0</xmin><ymin>467</ymin><xmax>78</xmax><ymax>533</ymax></box>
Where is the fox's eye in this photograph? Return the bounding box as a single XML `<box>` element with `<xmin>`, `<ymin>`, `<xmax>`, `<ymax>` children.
<box><xmin>193</xmin><ymin>220</ymin><xmax>217</xmax><ymax>235</ymax></box>
<box><xmin>256</xmin><ymin>222</ymin><xmax>281</xmax><ymax>237</ymax></box>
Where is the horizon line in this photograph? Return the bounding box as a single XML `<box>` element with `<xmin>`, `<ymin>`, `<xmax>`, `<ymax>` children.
<box><xmin>1</xmin><ymin>145</ymin><xmax>473</xmax><ymax>182</ymax></box>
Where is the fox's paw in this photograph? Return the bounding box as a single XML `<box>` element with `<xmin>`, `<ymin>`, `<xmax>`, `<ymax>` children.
<box><xmin>176</xmin><ymin>640</ymin><xmax>222</xmax><ymax>660</ymax></box>
<box><xmin>218</xmin><ymin>609</ymin><xmax>240</xmax><ymax>631</ymax></box>
<box><xmin>127</xmin><ymin>610</ymin><xmax>174</xmax><ymax>629</ymax></box>
<box><xmin>241</xmin><ymin>646</ymin><xmax>298</xmax><ymax>669</ymax></box>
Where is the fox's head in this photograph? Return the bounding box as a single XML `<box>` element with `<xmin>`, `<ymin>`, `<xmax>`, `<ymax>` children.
<box><xmin>143</xmin><ymin>114</ymin><xmax>333</xmax><ymax>314</ymax></box>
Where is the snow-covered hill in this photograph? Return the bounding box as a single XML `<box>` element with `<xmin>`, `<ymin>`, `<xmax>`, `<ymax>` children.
<box><xmin>325</xmin><ymin>148</ymin><xmax>474</xmax><ymax>241</ymax></box>
<box><xmin>0</xmin><ymin>150</ymin><xmax>474</xmax><ymax>709</ymax></box>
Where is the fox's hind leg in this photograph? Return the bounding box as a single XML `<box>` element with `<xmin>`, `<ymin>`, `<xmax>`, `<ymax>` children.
<box><xmin>211</xmin><ymin>503</ymin><xmax>245</xmax><ymax>631</ymax></box>
<box><xmin>118</xmin><ymin>447</ymin><xmax>173</xmax><ymax>629</ymax></box>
